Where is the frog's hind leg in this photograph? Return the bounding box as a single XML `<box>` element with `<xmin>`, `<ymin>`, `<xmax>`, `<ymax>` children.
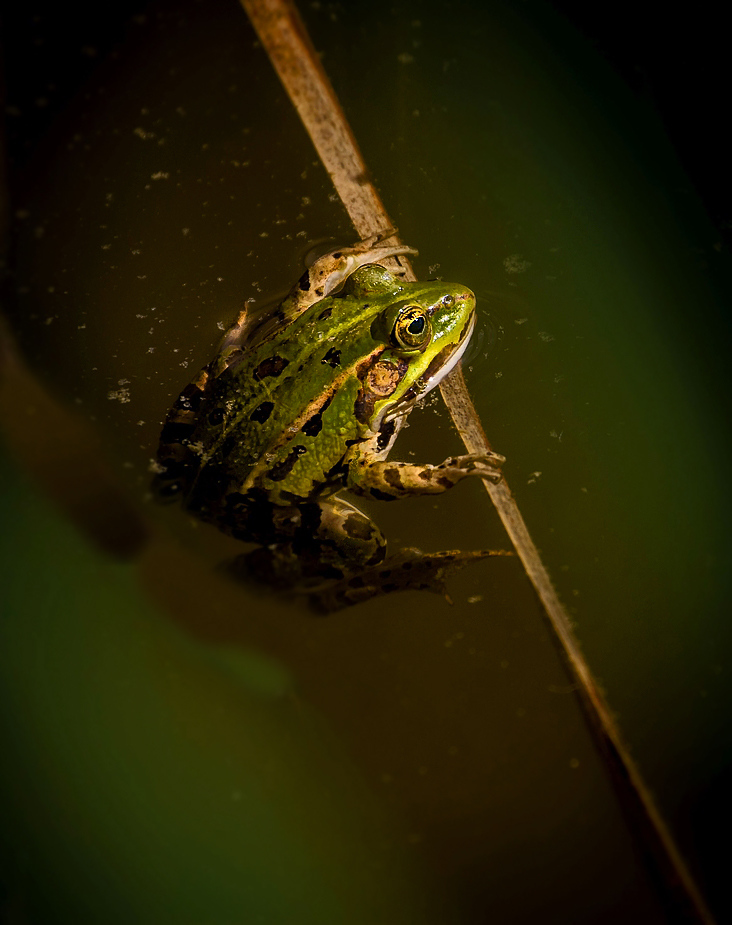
<box><xmin>283</xmin><ymin>236</ymin><xmax>419</xmax><ymax>321</ymax></box>
<box><xmin>227</xmin><ymin>496</ymin><xmax>388</xmax><ymax>591</ymax></box>
<box><xmin>226</xmin><ymin>494</ymin><xmax>513</xmax><ymax>613</ymax></box>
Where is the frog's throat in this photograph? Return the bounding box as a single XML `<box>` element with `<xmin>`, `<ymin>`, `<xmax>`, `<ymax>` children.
<box><xmin>383</xmin><ymin>313</ymin><xmax>476</xmax><ymax>424</ymax></box>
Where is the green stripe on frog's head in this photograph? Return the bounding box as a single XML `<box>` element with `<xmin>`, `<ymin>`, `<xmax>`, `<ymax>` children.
<box><xmin>359</xmin><ymin>280</ymin><xmax>477</xmax><ymax>432</ymax></box>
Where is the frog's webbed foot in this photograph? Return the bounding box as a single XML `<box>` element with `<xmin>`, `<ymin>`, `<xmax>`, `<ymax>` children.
<box><xmin>307</xmin><ymin>547</ymin><xmax>514</xmax><ymax>614</ymax></box>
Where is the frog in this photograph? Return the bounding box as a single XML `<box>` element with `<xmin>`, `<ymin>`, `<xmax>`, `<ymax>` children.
<box><xmin>152</xmin><ymin>232</ymin><xmax>507</xmax><ymax>610</ymax></box>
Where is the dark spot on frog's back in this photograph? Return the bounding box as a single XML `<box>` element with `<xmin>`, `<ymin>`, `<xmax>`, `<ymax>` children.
<box><xmin>321</xmin><ymin>347</ymin><xmax>341</xmax><ymax>368</ymax></box>
<box><xmin>317</xmin><ymin>305</ymin><xmax>333</xmax><ymax>321</ymax></box>
<box><xmin>250</xmin><ymin>401</ymin><xmax>274</xmax><ymax>424</ymax></box>
<box><xmin>254</xmin><ymin>355</ymin><xmax>289</xmax><ymax>381</ymax></box>
<box><xmin>298</xmin><ymin>270</ymin><xmax>311</xmax><ymax>292</ymax></box>
<box><xmin>301</xmin><ymin>413</ymin><xmax>323</xmax><ymax>437</ymax></box>
<box><xmin>301</xmin><ymin>394</ymin><xmax>333</xmax><ymax>437</ymax></box>
<box><xmin>267</xmin><ymin>445</ymin><xmax>308</xmax><ymax>482</ymax></box>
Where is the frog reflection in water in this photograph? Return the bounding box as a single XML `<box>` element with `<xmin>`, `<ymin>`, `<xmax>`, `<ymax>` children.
<box><xmin>153</xmin><ymin>235</ymin><xmax>507</xmax><ymax>610</ymax></box>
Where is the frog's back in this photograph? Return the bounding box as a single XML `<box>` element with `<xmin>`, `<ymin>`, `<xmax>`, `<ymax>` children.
<box><xmin>153</xmin><ymin>295</ymin><xmax>379</xmax><ymax>508</ymax></box>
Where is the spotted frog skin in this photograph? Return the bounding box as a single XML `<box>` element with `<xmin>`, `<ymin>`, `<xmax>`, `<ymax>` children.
<box><xmin>153</xmin><ymin>234</ymin><xmax>506</xmax><ymax>609</ymax></box>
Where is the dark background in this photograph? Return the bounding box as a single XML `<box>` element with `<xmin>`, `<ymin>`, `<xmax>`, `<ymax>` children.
<box><xmin>1</xmin><ymin>2</ymin><xmax>729</xmax><ymax>922</ymax></box>
<box><xmin>2</xmin><ymin>1</ymin><xmax>731</xmax><ymax>252</ymax></box>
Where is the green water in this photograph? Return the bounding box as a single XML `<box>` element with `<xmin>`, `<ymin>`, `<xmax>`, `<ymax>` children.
<box><xmin>2</xmin><ymin>0</ymin><xmax>730</xmax><ymax>922</ymax></box>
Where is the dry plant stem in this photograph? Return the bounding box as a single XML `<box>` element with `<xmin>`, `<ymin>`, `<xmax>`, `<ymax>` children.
<box><xmin>241</xmin><ymin>1</ymin><xmax>714</xmax><ymax>922</ymax></box>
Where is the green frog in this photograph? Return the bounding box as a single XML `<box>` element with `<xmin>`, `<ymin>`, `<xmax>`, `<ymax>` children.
<box><xmin>153</xmin><ymin>234</ymin><xmax>507</xmax><ymax>610</ymax></box>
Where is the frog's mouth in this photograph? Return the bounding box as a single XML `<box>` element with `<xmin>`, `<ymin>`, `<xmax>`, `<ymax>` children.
<box><xmin>385</xmin><ymin>312</ymin><xmax>476</xmax><ymax>422</ymax></box>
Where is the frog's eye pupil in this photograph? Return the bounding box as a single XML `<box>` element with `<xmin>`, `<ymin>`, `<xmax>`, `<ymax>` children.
<box><xmin>393</xmin><ymin>305</ymin><xmax>431</xmax><ymax>350</ymax></box>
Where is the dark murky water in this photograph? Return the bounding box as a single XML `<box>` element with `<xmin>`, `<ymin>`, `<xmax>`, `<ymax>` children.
<box><xmin>2</xmin><ymin>1</ymin><xmax>730</xmax><ymax>922</ymax></box>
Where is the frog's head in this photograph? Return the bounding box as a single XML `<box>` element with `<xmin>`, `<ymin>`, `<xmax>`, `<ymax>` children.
<box><xmin>344</xmin><ymin>265</ymin><xmax>476</xmax><ymax>432</ymax></box>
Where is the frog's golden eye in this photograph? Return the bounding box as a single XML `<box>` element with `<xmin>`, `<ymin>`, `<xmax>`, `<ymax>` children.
<box><xmin>393</xmin><ymin>305</ymin><xmax>431</xmax><ymax>350</ymax></box>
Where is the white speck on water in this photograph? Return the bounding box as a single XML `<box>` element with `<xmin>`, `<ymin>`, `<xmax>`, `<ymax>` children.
<box><xmin>503</xmin><ymin>254</ymin><xmax>531</xmax><ymax>274</ymax></box>
<box><xmin>151</xmin><ymin>171</ymin><xmax>169</xmax><ymax>180</ymax></box>
<box><xmin>538</xmin><ymin>331</ymin><xmax>555</xmax><ymax>342</ymax></box>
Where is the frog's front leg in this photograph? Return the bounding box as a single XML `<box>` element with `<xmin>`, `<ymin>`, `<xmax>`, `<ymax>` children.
<box><xmin>346</xmin><ymin>452</ymin><xmax>505</xmax><ymax>502</ymax></box>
